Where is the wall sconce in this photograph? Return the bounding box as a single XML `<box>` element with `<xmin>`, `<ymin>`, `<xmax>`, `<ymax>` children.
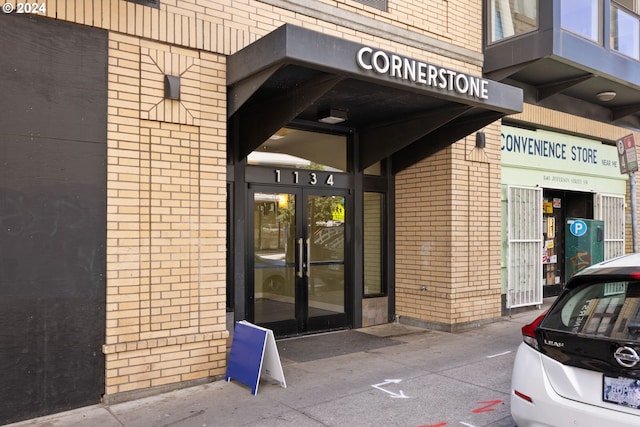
<box><xmin>164</xmin><ymin>75</ymin><xmax>181</xmax><ymax>100</ymax></box>
<box><xmin>596</xmin><ymin>91</ymin><xmax>616</xmax><ymax>102</ymax></box>
<box><xmin>318</xmin><ymin>109</ymin><xmax>348</xmax><ymax>124</ymax></box>
<box><xmin>475</xmin><ymin>131</ymin><xmax>486</xmax><ymax>149</ymax></box>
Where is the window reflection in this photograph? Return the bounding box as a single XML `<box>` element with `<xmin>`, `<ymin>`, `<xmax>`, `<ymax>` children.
<box><xmin>248</xmin><ymin>128</ymin><xmax>347</xmax><ymax>172</ymax></box>
<box><xmin>542</xmin><ymin>281</ymin><xmax>640</xmax><ymax>342</ymax></box>
<box><xmin>616</xmin><ymin>0</ymin><xmax>640</xmax><ymax>14</ymax></box>
<box><xmin>489</xmin><ymin>0</ymin><xmax>538</xmax><ymax>43</ymax></box>
<box><xmin>364</xmin><ymin>162</ymin><xmax>383</xmax><ymax>176</ymax></box>
<box><xmin>561</xmin><ymin>0</ymin><xmax>602</xmax><ymax>43</ymax></box>
<box><xmin>364</xmin><ymin>192</ymin><xmax>384</xmax><ymax>296</ymax></box>
<box><xmin>253</xmin><ymin>192</ymin><xmax>296</xmax><ymax>323</ymax></box>
<box><xmin>611</xmin><ymin>4</ymin><xmax>640</xmax><ymax>59</ymax></box>
<box><xmin>308</xmin><ymin>195</ymin><xmax>345</xmax><ymax>315</ymax></box>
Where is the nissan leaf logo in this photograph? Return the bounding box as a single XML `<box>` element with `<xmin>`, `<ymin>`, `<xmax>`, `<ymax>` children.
<box><xmin>614</xmin><ymin>346</ymin><xmax>640</xmax><ymax>368</ymax></box>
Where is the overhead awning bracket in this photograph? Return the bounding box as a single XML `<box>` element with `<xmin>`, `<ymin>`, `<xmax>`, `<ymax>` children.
<box><xmin>359</xmin><ymin>104</ymin><xmax>472</xmax><ymax>170</ymax></box>
<box><xmin>536</xmin><ymin>74</ymin><xmax>594</xmax><ymax>102</ymax></box>
<box><xmin>392</xmin><ymin>110</ymin><xmax>506</xmax><ymax>174</ymax></box>
<box><xmin>612</xmin><ymin>104</ymin><xmax>640</xmax><ymax>121</ymax></box>
<box><xmin>228</xmin><ymin>64</ymin><xmax>282</xmax><ymax>118</ymax></box>
<box><xmin>236</xmin><ymin>74</ymin><xmax>344</xmax><ymax>160</ymax></box>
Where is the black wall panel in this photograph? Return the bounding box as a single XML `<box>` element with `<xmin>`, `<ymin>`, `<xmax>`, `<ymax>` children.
<box><xmin>0</xmin><ymin>15</ymin><xmax>107</xmax><ymax>424</ymax></box>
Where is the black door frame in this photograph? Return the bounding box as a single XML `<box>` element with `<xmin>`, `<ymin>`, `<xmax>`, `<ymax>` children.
<box><xmin>247</xmin><ymin>184</ymin><xmax>352</xmax><ymax>336</ymax></box>
<box><xmin>229</xmin><ymin>121</ymin><xmax>397</xmax><ymax>336</ymax></box>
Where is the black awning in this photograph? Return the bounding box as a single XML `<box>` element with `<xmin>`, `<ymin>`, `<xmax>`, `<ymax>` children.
<box><xmin>227</xmin><ymin>24</ymin><xmax>522</xmax><ymax>173</ymax></box>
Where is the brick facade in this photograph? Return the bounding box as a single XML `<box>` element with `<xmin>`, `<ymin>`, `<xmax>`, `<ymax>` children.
<box><xmin>7</xmin><ymin>0</ymin><xmax>639</xmax><ymax>404</ymax></box>
<box><xmin>395</xmin><ymin>123</ymin><xmax>504</xmax><ymax>331</ymax></box>
<box><xmin>104</xmin><ymin>31</ymin><xmax>227</xmax><ymax>400</ymax></box>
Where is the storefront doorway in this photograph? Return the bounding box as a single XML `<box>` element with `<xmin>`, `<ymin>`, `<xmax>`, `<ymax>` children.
<box><xmin>502</xmin><ymin>124</ymin><xmax>627</xmax><ymax>310</ymax></box>
<box><xmin>542</xmin><ymin>190</ymin><xmax>594</xmax><ymax>296</ymax></box>
<box><xmin>250</xmin><ymin>187</ymin><xmax>349</xmax><ymax>336</ymax></box>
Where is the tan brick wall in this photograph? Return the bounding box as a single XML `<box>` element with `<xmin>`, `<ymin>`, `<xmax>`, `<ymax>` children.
<box><xmin>23</xmin><ymin>0</ymin><xmax>484</xmax><ymax>73</ymax></box>
<box><xmin>395</xmin><ymin>122</ymin><xmax>503</xmax><ymax>329</ymax></box>
<box><xmin>104</xmin><ymin>32</ymin><xmax>226</xmax><ymax>398</ymax></box>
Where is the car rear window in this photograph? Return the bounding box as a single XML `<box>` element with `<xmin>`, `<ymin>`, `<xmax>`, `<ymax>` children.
<box><xmin>541</xmin><ymin>281</ymin><xmax>640</xmax><ymax>341</ymax></box>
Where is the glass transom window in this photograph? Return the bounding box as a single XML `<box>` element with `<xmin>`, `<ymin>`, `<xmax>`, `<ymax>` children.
<box><xmin>249</xmin><ymin>128</ymin><xmax>347</xmax><ymax>172</ymax></box>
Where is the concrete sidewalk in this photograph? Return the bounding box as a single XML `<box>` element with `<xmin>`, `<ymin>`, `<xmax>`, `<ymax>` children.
<box><xmin>7</xmin><ymin>304</ymin><xmax>550</xmax><ymax>427</ymax></box>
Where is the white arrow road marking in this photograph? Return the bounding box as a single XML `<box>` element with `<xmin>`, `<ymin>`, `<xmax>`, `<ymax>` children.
<box><xmin>371</xmin><ymin>379</ymin><xmax>411</xmax><ymax>399</ymax></box>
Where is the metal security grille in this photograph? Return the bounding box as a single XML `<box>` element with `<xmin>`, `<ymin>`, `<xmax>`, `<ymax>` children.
<box><xmin>596</xmin><ymin>194</ymin><xmax>625</xmax><ymax>260</ymax></box>
<box><xmin>507</xmin><ymin>186</ymin><xmax>543</xmax><ymax>308</ymax></box>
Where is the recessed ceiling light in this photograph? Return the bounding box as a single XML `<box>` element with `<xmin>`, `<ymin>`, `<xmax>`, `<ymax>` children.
<box><xmin>318</xmin><ymin>109</ymin><xmax>348</xmax><ymax>124</ymax></box>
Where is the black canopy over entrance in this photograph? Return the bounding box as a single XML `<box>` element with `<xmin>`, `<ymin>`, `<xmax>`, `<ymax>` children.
<box><xmin>227</xmin><ymin>24</ymin><xmax>523</xmax><ymax>173</ymax></box>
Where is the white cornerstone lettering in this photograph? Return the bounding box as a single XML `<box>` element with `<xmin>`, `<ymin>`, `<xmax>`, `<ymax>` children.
<box><xmin>356</xmin><ymin>47</ymin><xmax>373</xmax><ymax>70</ymax></box>
<box><xmin>372</xmin><ymin>50</ymin><xmax>390</xmax><ymax>74</ymax></box>
<box><xmin>390</xmin><ymin>55</ymin><xmax>403</xmax><ymax>78</ymax></box>
<box><xmin>355</xmin><ymin>46</ymin><xmax>490</xmax><ymax>100</ymax></box>
<box><xmin>455</xmin><ymin>73</ymin><xmax>469</xmax><ymax>94</ymax></box>
<box><xmin>416</xmin><ymin>62</ymin><xmax>427</xmax><ymax>84</ymax></box>
<box><xmin>404</xmin><ymin>58</ymin><xmax>416</xmax><ymax>82</ymax></box>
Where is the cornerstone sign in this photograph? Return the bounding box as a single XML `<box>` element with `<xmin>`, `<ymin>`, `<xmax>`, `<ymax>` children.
<box><xmin>356</xmin><ymin>47</ymin><xmax>489</xmax><ymax>100</ymax></box>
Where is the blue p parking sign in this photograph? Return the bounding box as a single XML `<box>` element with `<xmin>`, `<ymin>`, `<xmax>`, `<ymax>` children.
<box><xmin>569</xmin><ymin>220</ymin><xmax>587</xmax><ymax>237</ymax></box>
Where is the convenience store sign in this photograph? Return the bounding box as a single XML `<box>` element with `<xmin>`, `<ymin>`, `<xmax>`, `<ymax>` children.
<box><xmin>501</xmin><ymin>125</ymin><xmax>621</xmax><ymax>177</ymax></box>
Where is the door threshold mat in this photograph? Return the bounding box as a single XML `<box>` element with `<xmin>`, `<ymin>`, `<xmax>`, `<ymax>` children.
<box><xmin>277</xmin><ymin>330</ymin><xmax>402</xmax><ymax>363</ymax></box>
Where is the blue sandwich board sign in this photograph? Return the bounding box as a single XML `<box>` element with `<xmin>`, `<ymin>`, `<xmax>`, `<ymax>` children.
<box><xmin>225</xmin><ymin>321</ymin><xmax>286</xmax><ymax>395</ymax></box>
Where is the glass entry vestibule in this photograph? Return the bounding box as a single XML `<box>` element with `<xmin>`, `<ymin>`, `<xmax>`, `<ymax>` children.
<box><xmin>251</xmin><ymin>187</ymin><xmax>349</xmax><ymax>336</ymax></box>
<box><xmin>240</xmin><ymin>128</ymin><xmax>355</xmax><ymax>337</ymax></box>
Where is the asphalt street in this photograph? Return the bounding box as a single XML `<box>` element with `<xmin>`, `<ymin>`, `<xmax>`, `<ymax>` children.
<box><xmin>7</xmin><ymin>302</ymin><xmax>550</xmax><ymax>427</ymax></box>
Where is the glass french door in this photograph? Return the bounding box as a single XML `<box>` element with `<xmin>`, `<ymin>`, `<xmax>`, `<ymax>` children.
<box><xmin>250</xmin><ymin>186</ymin><xmax>349</xmax><ymax>336</ymax></box>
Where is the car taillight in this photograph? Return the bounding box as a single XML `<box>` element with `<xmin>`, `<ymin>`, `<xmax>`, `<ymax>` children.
<box><xmin>521</xmin><ymin>312</ymin><xmax>546</xmax><ymax>351</ymax></box>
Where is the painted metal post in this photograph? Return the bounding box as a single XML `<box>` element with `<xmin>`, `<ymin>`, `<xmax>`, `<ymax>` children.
<box><xmin>631</xmin><ymin>171</ymin><xmax>638</xmax><ymax>253</ymax></box>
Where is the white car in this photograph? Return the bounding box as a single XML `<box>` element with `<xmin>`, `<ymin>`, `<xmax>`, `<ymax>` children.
<box><xmin>511</xmin><ymin>253</ymin><xmax>640</xmax><ymax>427</ymax></box>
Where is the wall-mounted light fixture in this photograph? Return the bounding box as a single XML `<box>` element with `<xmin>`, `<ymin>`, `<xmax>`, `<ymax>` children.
<box><xmin>596</xmin><ymin>91</ymin><xmax>616</xmax><ymax>102</ymax></box>
<box><xmin>164</xmin><ymin>75</ymin><xmax>181</xmax><ymax>100</ymax></box>
<box><xmin>318</xmin><ymin>109</ymin><xmax>348</xmax><ymax>124</ymax></box>
<box><xmin>475</xmin><ymin>131</ymin><xmax>486</xmax><ymax>149</ymax></box>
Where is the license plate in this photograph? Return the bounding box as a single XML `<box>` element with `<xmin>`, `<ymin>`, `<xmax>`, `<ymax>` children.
<box><xmin>603</xmin><ymin>375</ymin><xmax>640</xmax><ymax>409</ymax></box>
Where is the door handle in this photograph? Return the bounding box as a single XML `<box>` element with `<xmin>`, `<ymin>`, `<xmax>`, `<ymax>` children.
<box><xmin>306</xmin><ymin>238</ymin><xmax>311</xmax><ymax>278</ymax></box>
<box><xmin>297</xmin><ymin>238</ymin><xmax>303</xmax><ymax>278</ymax></box>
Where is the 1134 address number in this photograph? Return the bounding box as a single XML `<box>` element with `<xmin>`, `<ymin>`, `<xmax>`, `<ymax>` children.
<box><xmin>274</xmin><ymin>169</ymin><xmax>335</xmax><ymax>186</ymax></box>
